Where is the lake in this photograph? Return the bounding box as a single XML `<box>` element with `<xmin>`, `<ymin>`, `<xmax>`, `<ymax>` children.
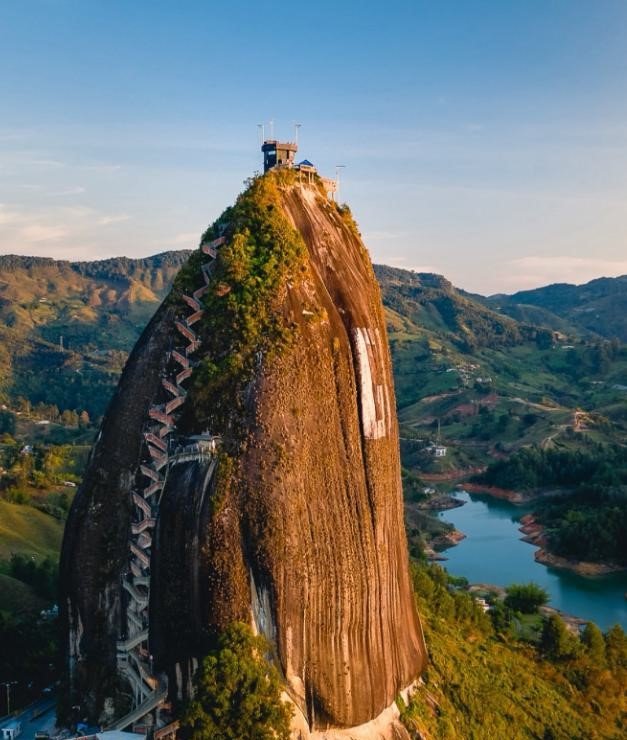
<box><xmin>438</xmin><ymin>491</ymin><xmax>627</xmax><ymax>631</ymax></box>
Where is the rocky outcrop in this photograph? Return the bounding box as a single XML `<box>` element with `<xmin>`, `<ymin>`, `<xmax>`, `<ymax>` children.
<box><xmin>60</xmin><ymin>171</ymin><xmax>426</xmax><ymax>736</ymax></box>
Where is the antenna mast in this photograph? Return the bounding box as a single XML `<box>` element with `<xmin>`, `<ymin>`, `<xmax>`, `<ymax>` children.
<box><xmin>294</xmin><ymin>122</ymin><xmax>301</xmax><ymax>145</ymax></box>
<box><xmin>335</xmin><ymin>164</ymin><xmax>346</xmax><ymax>201</ymax></box>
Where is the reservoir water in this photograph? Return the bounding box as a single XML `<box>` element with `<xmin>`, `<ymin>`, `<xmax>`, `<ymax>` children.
<box><xmin>438</xmin><ymin>491</ymin><xmax>627</xmax><ymax>631</ymax></box>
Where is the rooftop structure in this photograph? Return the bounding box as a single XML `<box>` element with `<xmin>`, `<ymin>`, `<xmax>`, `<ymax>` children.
<box><xmin>261</xmin><ymin>139</ymin><xmax>298</xmax><ymax>172</ymax></box>
<box><xmin>261</xmin><ymin>136</ymin><xmax>339</xmax><ymax>198</ymax></box>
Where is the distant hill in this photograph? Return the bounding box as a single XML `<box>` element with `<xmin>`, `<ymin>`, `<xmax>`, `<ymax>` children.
<box><xmin>2</xmin><ymin>254</ymin><xmax>625</xmax><ymax>454</ymax></box>
<box><xmin>488</xmin><ymin>275</ymin><xmax>627</xmax><ymax>341</ymax></box>
<box><xmin>374</xmin><ymin>264</ymin><xmax>627</xmax><ymax>478</ymax></box>
<box><xmin>373</xmin><ymin>265</ymin><xmax>532</xmax><ymax>352</ymax></box>
<box><xmin>0</xmin><ymin>251</ymin><xmax>192</xmax><ymax>417</ymax></box>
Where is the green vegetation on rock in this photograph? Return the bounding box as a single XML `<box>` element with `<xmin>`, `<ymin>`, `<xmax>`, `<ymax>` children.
<box><xmin>182</xmin><ymin>621</ymin><xmax>292</xmax><ymax>740</ymax></box>
<box><xmin>176</xmin><ymin>173</ymin><xmax>307</xmax><ymax>434</ymax></box>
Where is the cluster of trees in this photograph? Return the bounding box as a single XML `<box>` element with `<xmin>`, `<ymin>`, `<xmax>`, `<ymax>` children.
<box><xmin>539</xmin><ymin>613</ymin><xmax>627</xmax><ymax>679</ymax></box>
<box><xmin>543</xmin><ymin>339</ymin><xmax>623</xmax><ymax>380</ymax></box>
<box><xmin>503</xmin><ymin>582</ymin><xmax>548</xmax><ymax>613</ymax></box>
<box><xmin>0</xmin><ymin>442</ymin><xmax>78</xmax><ymax>516</ymax></box>
<box><xmin>465</xmin><ymin>405</ymin><xmax>539</xmax><ymax>441</ymax></box>
<box><xmin>10</xmin><ymin>396</ymin><xmax>91</xmax><ymax>428</ymax></box>
<box><xmin>182</xmin><ymin>622</ymin><xmax>292</xmax><ymax>739</ymax></box>
<box><xmin>0</xmin><ymin>398</ymin><xmax>92</xmax><ymax>435</ymax></box>
<box><xmin>479</xmin><ymin>443</ymin><xmax>627</xmax><ymax>491</ymax></box>
<box><xmin>12</xmin><ymin>353</ymin><xmax>116</xmax><ymax>420</ymax></box>
<box><xmin>0</xmin><ymin>612</ymin><xmax>59</xmax><ymax>710</ymax></box>
<box><xmin>537</xmin><ymin>490</ymin><xmax>627</xmax><ymax>564</ymax></box>
<box><xmin>401</xmin><ymin>561</ymin><xmax>627</xmax><ymax>738</ymax></box>
<box><xmin>8</xmin><ymin>554</ymin><xmax>58</xmax><ymax>602</ymax></box>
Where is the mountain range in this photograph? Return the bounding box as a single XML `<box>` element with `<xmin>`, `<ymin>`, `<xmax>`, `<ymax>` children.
<box><xmin>486</xmin><ymin>274</ymin><xmax>627</xmax><ymax>342</ymax></box>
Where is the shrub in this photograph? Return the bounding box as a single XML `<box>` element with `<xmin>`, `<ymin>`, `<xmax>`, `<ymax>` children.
<box><xmin>182</xmin><ymin>622</ymin><xmax>292</xmax><ymax>739</ymax></box>
<box><xmin>504</xmin><ymin>582</ymin><xmax>549</xmax><ymax>614</ymax></box>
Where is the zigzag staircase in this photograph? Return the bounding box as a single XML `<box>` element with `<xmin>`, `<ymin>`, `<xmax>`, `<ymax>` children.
<box><xmin>111</xmin><ymin>235</ymin><xmax>226</xmax><ymax>732</ymax></box>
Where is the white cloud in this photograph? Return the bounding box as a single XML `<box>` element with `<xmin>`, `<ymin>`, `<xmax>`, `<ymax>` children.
<box><xmin>0</xmin><ymin>203</ymin><xmax>133</xmax><ymax>257</ymax></box>
<box><xmin>30</xmin><ymin>158</ymin><xmax>66</xmax><ymax>168</ymax></box>
<box><xmin>363</xmin><ymin>230</ymin><xmax>406</xmax><ymax>242</ymax></box>
<box><xmin>170</xmin><ymin>231</ymin><xmax>200</xmax><ymax>246</ymax></box>
<box><xmin>383</xmin><ymin>255</ymin><xmax>443</xmax><ymax>274</ymax></box>
<box><xmin>97</xmin><ymin>214</ymin><xmax>130</xmax><ymax>226</ymax></box>
<box><xmin>504</xmin><ymin>255</ymin><xmax>627</xmax><ymax>290</ymax></box>
<box><xmin>48</xmin><ymin>186</ymin><xmax>86</xmax><ymax>197</ymax></box>
<box><xmin>19</xmin><ymin>224</ymin><xmax>68</xmax><ymax>242</ymax></box>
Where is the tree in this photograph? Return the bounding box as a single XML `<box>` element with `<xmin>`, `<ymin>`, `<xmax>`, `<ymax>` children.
<box><xmin>504</xmin><ymin>583</ymin><xmax>549</xmax><ymax>614</ymax></box>
<box><xmin>60</xmin><ymin>409</ymin><xmax>79</xmax><ymax>427</ymax></box>
<box><xmin>182</xmin><ymin>622</ymin><xmax>292</xmax><ymax>739</ymax></box>
<box><xmin>0</xmin><ymin>410</ymin><xmax>15</xmax><ymax>435</ymax></box>
<box><xmin>540</xmin><ymin>614</ymin><xmax>578</xmax><ymax>660</ymax></box>
<box><xmin>581</xmin><ymin>622</ymin><xmax>606</xmax><ymax>666</ymax></box>
<box><xmin>490</xmin><ymin>600</ymin><xmax>513</xmax><ymax>634</ymax></box>
<box><xmin>605</xmin><ymin>624</ymin><xmax>627</xmax><ymax>671</ymax></box>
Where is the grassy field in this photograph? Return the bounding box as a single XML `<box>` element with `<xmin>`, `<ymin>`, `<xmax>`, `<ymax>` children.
<box><xmin>0</xmin><ymin>499</ymin><xmax>64</xmax><ymax>561</ymax></box>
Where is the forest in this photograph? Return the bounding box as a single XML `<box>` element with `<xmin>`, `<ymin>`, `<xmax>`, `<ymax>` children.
<box><xmin>478</xmin><ymin>444</ymin><xmax>627</xmax><ymax>563</ymax></box>
<box><xmin>478</xmin><ymin>443</ymin><xmax>627</xmax><ymax>491</ymax></box>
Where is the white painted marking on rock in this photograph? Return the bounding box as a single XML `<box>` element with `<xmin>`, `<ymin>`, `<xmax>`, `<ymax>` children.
<box><xmin>353</xmin><ymin>328</ymin><xmax>387</xmax><ymax>439</ymax></box>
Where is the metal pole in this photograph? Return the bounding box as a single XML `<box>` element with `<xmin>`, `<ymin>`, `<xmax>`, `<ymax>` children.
<box><xmin>335</xmin><ymin>165</ymin><xmax>346</xmax><ymax>201</ymax></box>
<box><xmin>2</xmin><ymin>681</ymin><xmax>17</xmax><ymax>715</ymax></box>
<box><xmin>294</xmin><ymin>122</ymin><xmax>301</xmax><ymax>146</ymax></box>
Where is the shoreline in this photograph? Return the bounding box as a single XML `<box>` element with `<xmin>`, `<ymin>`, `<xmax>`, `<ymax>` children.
<box><xmin>416</xmin><ymin>493</ymin><xmax>465</xmax><ymax>512</ymax></box>
<box><xmin>461</xmin><ymin>485</ymin><xmax>627</xmax><ymax>577</ymax></box>
<box><xmin>518</xmin><ymin>514</ymin><xmax>627</xmax><ymax>577</ymax></box>
<box><xmin>423</xmin><ymin>529</ymin><xmax>466</xmax><ymax>561</ymax></box>
<box><xmin>425</xmin><ymin>488</ymin><xmax>627</xmax><ymax>579</ymax></box>
<box><xmin>463</xmin><ymin>482</ymin><xmax>574</xmax><ymax>504</ymax></box>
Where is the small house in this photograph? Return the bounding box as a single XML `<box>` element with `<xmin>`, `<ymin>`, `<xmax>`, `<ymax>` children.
<box><xmin>261</xmin><ymin>139</ymin><xmax>298</xmax><ymax>172</ymax></box>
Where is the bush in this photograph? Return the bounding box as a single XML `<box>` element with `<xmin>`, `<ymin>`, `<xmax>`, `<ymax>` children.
<box><xmin>182</xmin><ymin>622</ymin><xmax>292</xmax><ymax>739</ymax></box>
<box><xmin>9</xmin><ymin>554</ymin><xmax>58</xmax><ymax>601</ymax></box>
<box><xmin>504</xmin><ymin>582</ymin><xmax>549</xmax><ymax>614</ymax></box>
<box><xmin>540</xmin><ymin>614</ymin><xmax>580</xmax><ymax>661</ymax></box>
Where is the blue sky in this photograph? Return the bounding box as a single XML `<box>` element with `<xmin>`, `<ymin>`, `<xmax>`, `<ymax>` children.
<box><xmin>1</xmin><ymin>0</ymin><xmax>627</xmax><ymax>293</ymax></box>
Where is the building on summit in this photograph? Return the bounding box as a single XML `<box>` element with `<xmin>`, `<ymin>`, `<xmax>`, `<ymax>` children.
<box><xmin>261</xmin><ymin>138</ymin><xmax>338</xmax><ymax>197</ymax></box>
<box><xmin>261</xmin><ymin>140</ymin><xmax>298</xmax><ymax>172</ymax></box>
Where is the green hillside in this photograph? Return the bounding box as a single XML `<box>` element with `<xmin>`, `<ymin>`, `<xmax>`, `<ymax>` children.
<box><xmin>490</xmin><ymin>274</ymin><xmax>627</xmax><ymax>342</ymax></box>
<box><xmin>0</xmin><ymin>499</ymin><xmax>64</xmax><ymax>560</ymax></box>
<box><xmin>403</xmin><ymin>562</ymin><xmax>627</xmax><ymax>739</ymax></box>
<box><xmin>375</xmin><ymin>265</ymin><xmax>627</xmax><ymax>479</ymax></box>
<box><xmin>0</xmin><ymin>251</ymin><xmax>191</xmax><ymax>418</ymax></box>
<box><xmin>0</xmin><ymin>573</ymin><xmax>45</xmax><ymax>615</ymax></box>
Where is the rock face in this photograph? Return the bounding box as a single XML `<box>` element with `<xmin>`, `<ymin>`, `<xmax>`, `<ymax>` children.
<box><xmin>60</xmin><ymin>171</ymin><xmax>426</xmax><ymax>736</ymax></box>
